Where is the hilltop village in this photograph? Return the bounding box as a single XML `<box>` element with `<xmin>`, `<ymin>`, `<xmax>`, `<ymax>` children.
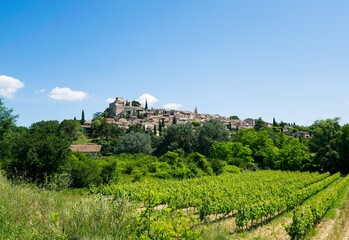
<box><xmin>81</xmin><ymin>97</ymin><xmax>310</xmax><ymax>139</ymax></box>
<box><xmin>103</xmin><ymin>97</ymin><xmax>262</xmax><ymax>132</ymax></box>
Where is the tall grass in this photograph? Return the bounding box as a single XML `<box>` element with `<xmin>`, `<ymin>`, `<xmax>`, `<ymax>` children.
<box><xmin>0</xmin><ymin>173</ymin><xmax>135</xmax><ymax>239</ymax></box>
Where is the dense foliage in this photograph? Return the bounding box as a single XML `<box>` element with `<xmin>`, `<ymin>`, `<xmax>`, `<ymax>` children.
<box><xmin>2</xmin><ymin>120</ymin><xmax>71</xmax><ymax>183</ymax></box>
<box><xmin>0</xmin><ymin>99</ymin><xmax>349</xmax><ymax>188</ymax></box>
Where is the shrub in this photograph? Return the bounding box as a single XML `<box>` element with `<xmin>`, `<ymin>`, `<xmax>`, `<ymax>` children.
<box><xmin>223</xmin><ymin>165</ymin><xmax>241</xmax><ymax>173</ymax></box>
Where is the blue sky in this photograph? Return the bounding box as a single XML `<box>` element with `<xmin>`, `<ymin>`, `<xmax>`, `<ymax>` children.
<box><xmin>1</xmin><ymin>0</ymin><xmax>349</xmax><ymax>126</ymax></box>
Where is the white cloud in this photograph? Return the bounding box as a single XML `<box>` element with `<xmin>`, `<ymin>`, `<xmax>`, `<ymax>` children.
<box><xmin>164</xmin><ymin>103</ymin><xmax>182</xmax><ymax>110</ymax></box>
<box><xmin>48</xmin><ymin>87</ymin><xmax>88</xmax><ymax>101</ymax></box>
<box><xmin>0</xmin><ymin>75</ymin><xmax>25</xmax><ymax>99</ymax></box>
<box><xmin>137</xmin><ymin>93</ymin><xmax>159</xmax><ymax>106</ymax></box>
<box><xmin>106</xmin><ymin>98</ymin><xmax>115</xmax><ymax>104</ymax></box>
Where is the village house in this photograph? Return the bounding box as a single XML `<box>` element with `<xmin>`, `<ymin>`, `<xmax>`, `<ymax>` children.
<box><xmin>70</xmin><ymin>144</ymin><xmax>102</xmax><ymax>154</ymax></box>
<box><xmin>294</xmin><ymin>131</ymin><xmax>310</xmax><ymax>138</ymax></box>
<box><xmin>106</xmin><ymin>97</ymin><xmax>289</xmax><ymax>133</ymax></box>
<box><xmin>82</xmin><ymin>121</ymin><xmax>92</xmax><ymax>135</ymax></box>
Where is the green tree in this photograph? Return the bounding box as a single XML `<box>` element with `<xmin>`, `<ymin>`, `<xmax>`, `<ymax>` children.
<box><xmin>334</xmin><ymin>124</ymin><xmax>349</xmax><ymax>173</ymax></box>
<box><xmin>272</xmin><ymin>117</ymin><xmax>278</xmax><ymax>127</ymax></box>
<box><xmin>172</xmin><ymin>116</ymin><xmax>177</xmax><ymax>125</ymax></box>
<box><xmin>254</xmin><ymin>117</ymin><xmax>267</xmax><ymax>131</ymax></box>
<box><xmin>128</xmin><ymin>123</ymin><xmax>144</xmax><ymax>133</ymax></box>
<box><xmin>209</xmin><ymin>141</ymin><xmax>232</xmax><ymax>160</ymax></box>
<box><xmin>196</xmin><ymin>119</ymin><xmax>229</xmax><ymax>156</ymax></box>
<box><xmin>4</xmin><ymin>121</ymin><xmax>70</xmax><ymax>183</ymax></box>
<box><xmin>161</xmin><ymin>118</ymin><xmax>165</xmax><ymax>128</ymax></box>
<box><xmin>230</xmin><ymin>142</ymin><xmax>254</xmax><ymax>165</ymax></box>
<box><xmin>209</xmin><ymin>141</ymin><xmax>254</xmax><ymax>168</ymax></box>
<box><xmin>157</xmin><ymin>151</ymin><xmax>190</xmax><ymax>179</ymax></box>
<box><xmin>30</xmin><ymin>120</ymin><xmax>61</xmax><ymax>135</ymax></box>
<box><xmin>132</xmin><ymin>100</ymin><xmax>141</xmax><ymax>107</ymax></box>
<box><xmin>227</xmin><ymin>122</ymin><xmax>232</xmax><ymax>131</ymax></box>
<box><xmin>91</xmin><ymin>116</ymin><xmax>103</xmax><ymax>136</ymax></box>
<box><xmin>309</xmin><ymin>118</ymin><xmax>340</xmax><ymax>172</ymax></box>
<box><xmin>191</xmin><ymin>120</ymin><xmax>201</xmax><ymax>127</ymax></box>
<box><xmin>81</xmin><ymin>110</ymin><xmax>85</xmax><ymax>125</ymax></box>
<box><xmin>158</xmin><ymin>120</ymin><xmax>162</xmax><ymax>134</ymax></box>
<box><xmin>275</xmin><ymin>137</ymin><xmax>311</xmax><ymax>171</ymax></box>
<box><xmin>309</xmin><ymin>118</ymin><xmax>340</xmax><ymax>152</ymax></box>
<box><xmin>229</xmin><ymin>115</ymin><xmax>239</xmax><ymax>120</ymax></box>
<box><xmin>93</xmin><ymin>118</ymin><xmax>125</xmax><ymax>140</ymax></box>
<box><xmin>0</xmin><ymin>126</ymin><xmax>28</xmax><ymax>169</ymax></box>
<box><xmin>186</xmin><ymin>152</ymin><xmax>213</xmax><ymax>176</ymax></box>
<box><xmin>155</xmin><ymin>123</ymin><xmax>197</xmax><ymax>156</ymax></box>
<box><xmin>59</xmin><ymin>119</ymin><xmax>82</xmax><ymax>141</ymax></box>
<box><xmin>66</xmin><ymin>152</ymin><xmax>103</xmax><ymax>187</ymax></box>
<box><xmin>145</xmin><ymin>99</ymin><xmax>148</xmax><ymax>110</ymax></box>
<box><xmin>159</xmin><ymin>151</ymin><xmax>184</xmax><ymax>165</ymax></box>
<box><xmin>93</xmin><ymin>108</ymin><xmax>110</xmax><ymax>119</ymax></box>
<box><xmin>210</xmin><ymin>158</ymin><xmax>225</xmax><ymax>175</ymax></box>
<box><xmin>0</xmin><ymin>99</ymin><xmax>17</xmax><ymax>141</ymax></box>
<box><xmin>0</xmin><ymin>99</ymin><xmax>17</xmax><ymax>164</ymax></box>
<box><xmin>253</xmin><ymin>132</ymin><xmax>278</xmax><ymax>169</ymax></box>
<box><xmin>233</xmin><ymin>128</ymin><xmax>278</xmax><ymax>169</ymax></box>
<box><xmin>115</xmin><ymin>132</ymin><xmax>152</xmax><ymax>154</ymax></box>
<box><xmin>153</xmin><ymin>124</ymin><xmax>157</xmax><ymax>135</ymax></box>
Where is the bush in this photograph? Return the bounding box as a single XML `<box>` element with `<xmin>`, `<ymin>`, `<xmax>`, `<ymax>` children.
<box><xmin>186</xmin><ymin>152</ymin><xmax>213</xmax><ymax>176</ymax></box>
<box><xmin>45</xmin><ymin>172</ymin><xmax>72</xmax><ymax>191</ymax></box>
<box><xmin>115</xmin><ymin>132</ymin><xmax>152</xmax><ymax>154</ymax></box>
<box><xmin>223</xmin><ymin>165</ymin><xmax>241</xmax><ymax>173</ymax></box>
<box><xmin>65</xmin><ymin>152</ymin><xmax>118</xmax><ymax>188</ymax></box>
<box><xmin>210</xmin><ymin>158</ymin><xmax>225</xmax><ymax>175</ymax></box>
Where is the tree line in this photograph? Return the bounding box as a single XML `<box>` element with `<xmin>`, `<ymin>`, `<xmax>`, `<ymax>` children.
<box><xmin>0</xmin><ymin>99</ymin><xmax>348</xmax><ymax>188</ymax></box>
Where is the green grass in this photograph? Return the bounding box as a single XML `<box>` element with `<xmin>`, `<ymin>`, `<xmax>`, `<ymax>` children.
<box><xmin>323</xmin><ymin>208</ymin><xmax>337</xmax><ymax>219</ymax></box>
<box><xmin>0</xmin><ymin>173</ymin><xmax>135</xmax><ymax>239</ymax></box>
<box><xmin>71</xmin><ymin>134</ymin><xmax>93</xmax><ymax>145</ymax></box>
<box><xmin>252</xmin><ymin>237</ymin><xmax>263</xmax><ymax>240</ymax></box>
<box><xmin>323</xmin><ymin>177</ymin><xmax>349</xmax><ymax>220</ymax></box>
<box><xmin>203</xmin><ymin>224</ymin><xmax>232</xmax><ymax>240</ymax></box>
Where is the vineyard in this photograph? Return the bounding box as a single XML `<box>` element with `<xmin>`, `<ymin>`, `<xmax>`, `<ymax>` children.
<box><xmin>93</xmin><ymin>171</ymin><xmax>349</xmax><ymax>239</ymax></box>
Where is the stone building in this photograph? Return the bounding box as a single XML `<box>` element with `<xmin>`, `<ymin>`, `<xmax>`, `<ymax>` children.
<box><xmin>109</xmin><ymin>97</ymin><xmax>142</xmax><ymax>119</ymax></box>
<box><xmin>107</xmin><ymin>97</ymin><xmax>263</xmax><ymax>132</ymax></box>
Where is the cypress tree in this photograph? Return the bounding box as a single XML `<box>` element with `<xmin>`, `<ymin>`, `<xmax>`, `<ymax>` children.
<box><xmin>159</xmin><ymin>120</ymin><xmax>162</xmax><ymax>134</ymax></box>
<box><xmin>161</xmin><ymin>118</ymin><xmax>165</xmax><ymax>128</ymax></box>
<box><xmin>81</xmin><ymin>110</ymin><xmax>85</xmax><ymax>125</ymax></box>
<box><xmin>145</xmin><ymin>99</ymin><xmax>148</xmax><ymax>110</ymax></box>
<box><xmin>273</xmin><ymin>117</ymin><xmax>278</xmax><ymax>127</ymax></box>
<box><xmin>172</xmin><ymin>116</ymin><xmax>177</xmax><ymax>125</ymax></box>
<box><xmin>154</xmin><ymin>124</ymin><xmax>157</xmax><ymax>135</ymax></box>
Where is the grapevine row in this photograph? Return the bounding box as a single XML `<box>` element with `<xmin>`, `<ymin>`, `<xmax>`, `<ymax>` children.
<box><xmin>198</xmin><ymin>172</ymin><xmax>331</xmax><ymax>220</ymax></box>
<box><xmin>93</xmin><ymin>171</ymin><xmax>331</xmax><ymax>220</ymax></box>
<box><xmin>235</xmin><ymin>172</ymin><xmax>340</xmax><ymax>229</ymax></box>
<box><xmin>286</xmin><ymin>174</ymin><xmax>349</xmax><ymax>239</ymax></box>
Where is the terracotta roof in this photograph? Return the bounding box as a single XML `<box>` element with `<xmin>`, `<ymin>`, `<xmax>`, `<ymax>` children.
<box><xmin>70</xmin><ymin>144</ymin><xmax>102</xmax><ymax>153</ymax></box>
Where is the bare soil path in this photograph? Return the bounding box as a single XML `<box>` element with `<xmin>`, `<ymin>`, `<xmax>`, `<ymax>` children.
<box><xmin>320</xmin><ymin>199</ymin><xmax>349</xmax><ymax>240</ymax></box>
